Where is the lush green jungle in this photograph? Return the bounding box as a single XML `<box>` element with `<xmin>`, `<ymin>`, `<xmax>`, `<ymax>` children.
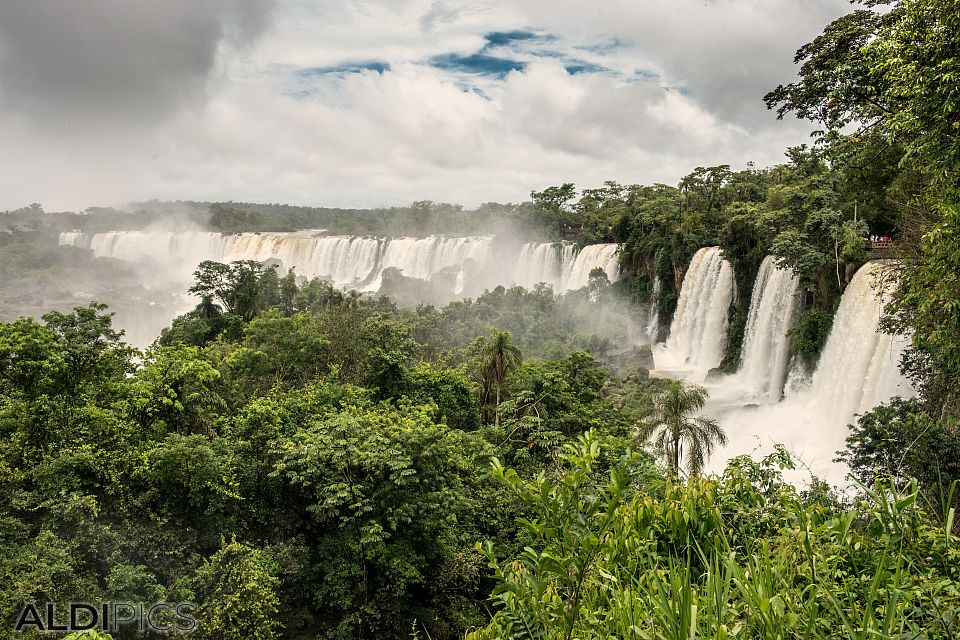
<box><xmin>2</xmin><ymin>0</ymin><xmax>959</xmax><ymax>638</ymax></box>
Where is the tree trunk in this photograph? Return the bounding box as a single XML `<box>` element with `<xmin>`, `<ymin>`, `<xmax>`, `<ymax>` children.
<box><xmin>671</xmin><ymin>435</ymin><xmax>681</xmax><ymax>478</ymax></box>
<box><xmin>495</xmin><ymin>384</ymin><xmax>501</xmax><ymax>428</ymax></box>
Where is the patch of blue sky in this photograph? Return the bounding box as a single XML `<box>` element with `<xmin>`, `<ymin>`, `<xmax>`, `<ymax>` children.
<box><xmin>428</xmin><ymin>53</ymin><xmax>526</xmax><ymax>78</ymax></box>
<box><xmin>482</xmin><ymin>30</ymin><xmax>555</xmax><ymax>50</ymax></box>
<box><xmin>298</xmin><ymin>61</ymin><xmax>391</xmax><ymax>77</ymax></box>
<box><xmin>527</xmin><ymin>49</ymin><xmax>568</xmax><ymax>59</ymax></box>
<box><xmin>564</xmin><ymin>62</ymin><xmax>612</xmax><ymax>75</ymax></box>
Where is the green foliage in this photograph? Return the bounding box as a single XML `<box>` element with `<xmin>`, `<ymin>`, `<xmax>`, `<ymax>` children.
<box><xmin>477</xmin><ymin>329</ymin><xmax>523</xmax><ymax>427</ymax></box>
<box><xmin>839</xmin><ymin>397</ymin><xmax>960</xmax><ymax>517</ymax></box>
<box><xmin>789</xmin><ymin>307</ymin><xmax>835</xmax><ymax>365</ymax></box>
<box><xmin>0</xmin><ymin>316</ymin><xmax>65</xmax><ymax>398</ymax></box>
<box><xmin>529</xmin><ymin>183</ymin><xmax>579</xmax><ymax>233</ymax></box>
<box><xmin>189</xmin><ymin>259</ymin><xmax>279</xmax><ymax>323</ymax></box>
<box><xmin>131</xmin><ymin>344</ymin><xmax>225</xmax><ymax>435</ymax></box>
<box><xmin>193</xmin><ymin>539</ymin><xmax>281</xmax><ymax>640</ymax></box>
<box><xmin>209</xmin><ymin>203</ymin><xmax>266</xmax><ymax>233</ymax></box>
<box><xmin>274</xmin><ymin>401</ymin><xmax>498</xmax><ymax>638</ymax></box>
<box><xmin>7</xmin><ymin>4</ymin><xmax>960</xmax><ymax>633</ymax></box>
<box><xmin>888</xmin><ymin>203</ymin><xmax>960</xmax><ymax>418</ymax></box>
<box><xmin>767</xmin><ymin>0</ymin><xmax>960</xmax><ymax>418</ymax></box>
<box><xmin>63</xmin><ymin>632</ymin><xmax>113</xmax><ymax>640</ymax></box>
<box><xmin>637</xmin><ymin>381</ymin><xmax>727</xmax><ymax>478</ymax></box>
<box><xmin>227</xmin><ymin>311</ymin><xmax>331</xmax><ymax>395</ymax></box>
<box><xmin>405</xmin><ymin>363</ymin><xmax>480</xmax><ymax>430</ymax></box>
<box><xmin>490</xmin><ymin>351</ymin><xmax>634</xmax><ymax>473</ymax></box>
<box><xmin>471</xmin><ymin>437</ymin><xmax>960</xmax><ymax>639</ymax></box>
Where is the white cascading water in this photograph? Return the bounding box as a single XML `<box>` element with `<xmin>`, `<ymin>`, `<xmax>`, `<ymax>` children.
<box><xmin>564</xmin><ymin>243</ymin><xmax>620</xmax><ymax>290</ymax></box>
<box><xmin>706</xmin><ymin>260</ymin><xmax>915</xmax><ymax>483</ymax></box>
<box><xmin>376</xmin><ymin>236</ymin><xmax>494</xmax><ymax>292</ymax></box>
<box><xmin>803</xmin><ymin>261</ymin><xmax>913</xmax><ymax>420</ymax></box>
<box><xmin>59</xmin><ymin>231</ymin><xmax>619</xmax><ymax>295</ymax></box>
<box><xmin>510</xmin><ymin>242</ymin><xmax>574</xmax><ymax>291</ymax></box>
<box><xmin>657</xmin><ymin>247</ymin><xmax>734</xmax><ymax>376</ymax></box>
<box><xmin>645</xmin><ymin>275</ymin><xmax>662</xmax><ymax>343</ymax></box>
<box><xmin>222</xmin><ymin>234</ymin><xmax>383</xmax><ymax>288</ymax></box>
<box><xmin>735</xmin><ymin>256</ymin><xmax>801</xmax><ymax>403</ymax></box>
<box><xmin>62</xmin><ymin>230</ymin><xmax>230</xmax><ymax>280</ymax></box>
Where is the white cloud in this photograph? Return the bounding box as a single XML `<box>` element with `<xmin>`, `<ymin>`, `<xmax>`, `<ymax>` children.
<box><xmin>0</xmin><ymin>0</ymin><xmax>852</xmax><ymax>212</ymax></box>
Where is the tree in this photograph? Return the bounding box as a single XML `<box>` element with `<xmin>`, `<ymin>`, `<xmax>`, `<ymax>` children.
<box><xmin>529</xmin><ymin>183</ymin><xmax>578</xmax><ymax>231</ymax></box>
<box><xmin>275</xmin><ymin>402</ymin><xmax>494</xmax><ymax>638</ymax></box>
<box><xmin>193</xmin><ymin>539</ymin><xmax>281</xmax><ymax>640</ymax></box>
<box><xmin>637</xmin><ymin>381</ymin><xmax>727</xmax><ymax>477</ymax></box>
<box><xmin>131</xmin><ymin>345</ymin><xmax>225</xmax><ymax>436</ymax></box>
<box><xmin>768</xmin><ymin>0</ymin><xmax>960</xmax><ymax>416</ymax></box>
<box><xmin>479</xmin><ymin>330</ymin><xmax>522</xmax><ymax>428</ymax></box>
<box><xmin>189</xmin><ymin>260</ymin><xmax>277</xmax><ymax>322</ymax></box>
<box><xmin>40</xmin><ymin>303</ymin><xmax>136</xmax><ymax>398</ymax></box>
<box><xmin>229</xmin><ymin>311</ymin><xmax>331</xmax><ymax>394</ymax></box>
<box><xmin>0</xmin><ymin>317</ymin><xmax>65</xmax><ymax>399</ymax></box>
<box><xmin>838</xmin><ymin>398</ymin><xmax>960</xmax><ymax>514</ymax></box>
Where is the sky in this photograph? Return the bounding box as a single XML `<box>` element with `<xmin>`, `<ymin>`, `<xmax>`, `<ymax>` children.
<box><xmin>0</xmin><ymin>0</ymin><xmax>853</xmax><ymax>212</ymax></box>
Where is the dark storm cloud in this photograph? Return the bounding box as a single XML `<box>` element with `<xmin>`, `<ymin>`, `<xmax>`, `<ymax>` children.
<box><xmin>0</xmin><ymin>0</ymin><xmax>274</xmax><ymax>123</ymax></box>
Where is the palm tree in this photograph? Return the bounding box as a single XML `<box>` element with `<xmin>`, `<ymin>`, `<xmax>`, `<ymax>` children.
<box><xmin>480</xmin><ymin>329</ymin><xmax>523</xmax><ymax>428</ymax></box>
<box><xmin>637</xmin><ymin>380</ymin><xmax>727</xmax><ymax>478</ymax></box>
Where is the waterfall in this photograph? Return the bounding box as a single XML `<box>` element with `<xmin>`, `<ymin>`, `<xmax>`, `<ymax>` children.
<box><xmin>709</xmin><ymin>260</ymin><xmax>915</xmax><ymax>483</ymax></box>
<box><xmin>377</xmin><ymin>236</ymin><xmax>493</xmax><ymax>288</ymax></box>
<box><xmin>59</xmin><ymin>230</ymin><xmax>229</xmax><ymax>279</ymax></box>
<box><xmin>737</xmin><ymin>256</ymin><xmax>801</xmax><ymax>403</ymax></box>
<box><xmin>564</xmin><ymin>244</ymin><xmax>619</xmax><ymax>290</ymax></box>
<box><xmin>511</xmin><ymin>242</ymin><xmax>568</xmax><ymax>290</ymax></box>
<box><xmin>645</xmin><ymin>275</ymin><xmax>662</xmax><ymax>343</ymax></box>
<box><xmin>59</xmin><ymin>231</ymin><xmax>91</xmax><ymax>249</ymax></box>
<box><xmin>659</xmin><ymin>247</ymin><xmax>734</xmax><ymax>374</ymax></box>
<box><xmin>805</xmin><ymin>261</ymin><xmax>913</xmax><ymax>420</ymax></box>
<box><xmin>509</xmin><ymin>242</ymin><xmax>618</xmax><ymax>292</ymax></box>
<box><xmin>221</xmin><ymin>234</ymin><xmax>383</xmax><ymax>288</ymax></box>
<box><xmin>58</xmin><ymin>231</ymin><xmax>619</xmax><ymax>296</ymax></box>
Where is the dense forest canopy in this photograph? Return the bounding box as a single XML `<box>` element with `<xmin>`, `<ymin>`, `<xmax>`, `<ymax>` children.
<box><xmin>1</xmin><ymin>0</ymin><xmax>959</xmax><ymax>638</ymax></box>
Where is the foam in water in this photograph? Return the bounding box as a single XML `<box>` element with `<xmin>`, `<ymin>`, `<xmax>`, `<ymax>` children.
<box><xmin>705</xmin><ymin>261</ymin><xmax>915</xmax><ymax>484</ymax></box>
<box><xmin>656</xmin><ymin>247</ymin><xmax>734</xmax><ymax>376</ymax></box>
<box><xmin>734</xmin><ymin>256</ymin><xmax>801</xmax><ymax>403</ymax></box>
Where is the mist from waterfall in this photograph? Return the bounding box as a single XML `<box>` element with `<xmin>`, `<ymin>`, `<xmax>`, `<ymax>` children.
<box><xmin>656</xmin><ymin>247</ymin><xmax>734</xmax><ymax>376</ymax></box>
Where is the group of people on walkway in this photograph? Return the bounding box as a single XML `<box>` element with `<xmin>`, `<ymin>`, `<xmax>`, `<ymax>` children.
<box><xmin>869</xmin><ymin>234</ymin><xmax>892</xmax><ymax>243</ymax></box>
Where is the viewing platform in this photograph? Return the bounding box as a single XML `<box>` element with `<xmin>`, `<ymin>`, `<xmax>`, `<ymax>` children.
<box><xmin>865</xmin><ymin>239</ymin><xmax>896</xmax><ymax>258</ymax></box>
